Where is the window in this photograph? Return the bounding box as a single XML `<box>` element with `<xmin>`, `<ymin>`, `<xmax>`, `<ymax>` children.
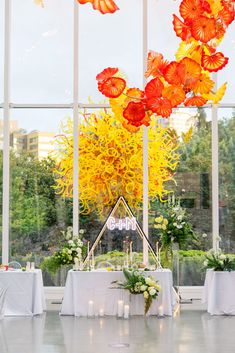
<box><xmin>1</xmin><ymin>1</ymin><xmax>234</xmax><ymax>287</ymax></box>
<box><xmin>11</xmin><ymin>0</ymin><xmax>73</xmax><ymax>103</ymax></box>
<box><xmin>219</xmin><ymin>108</ymin><xmax>235</xmax><ymax>253</ymax></box>
<box><xmin>0</xmin><ymin>109</ymin><xmax>3</xmax><ymax>260</ymax></box>
<box><xmin>9</xmin><ymin>109</ymin><xmax>72</xmax><ymax>285</ymax></box>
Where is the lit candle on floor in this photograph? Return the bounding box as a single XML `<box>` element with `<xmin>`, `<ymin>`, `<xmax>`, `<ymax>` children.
<box><xmin>99</xmin><ymin>308</ymin><xmax>104</xmax><ymax>317</ymax></box>
<box><xmin>88</xmin><ymin>300</ymin><xmax>94</xmax><ymax>317</ymax></box>
<box><xmin>124</xmin><ymin>304</ymin><xmax>129</xmax><ymax>319</ymax></box>
<box><xmin>117</xmin><ymin>300</ymin><xmax>124</xmax><ymax>317</ymax></box>
<box><xmin>158</xmin><ymin>305</ymin><xmax>164</xmax><ymax>317</ymax></box>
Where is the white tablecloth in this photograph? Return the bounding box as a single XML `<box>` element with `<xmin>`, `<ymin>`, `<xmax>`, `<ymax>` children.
<box><xmin>0</xmin><ymin>269</ymin><xmax>46</xmax><ymax>316</ymax></box>
<box><xmin>61</xmin><ymin>269</ymin><xmax>176</xmax><ymax>316</ymax></box>
<box><xmin>203</xmin><ymin>270</ymin><xmax>235</xmax><ymax>315</ymax></box>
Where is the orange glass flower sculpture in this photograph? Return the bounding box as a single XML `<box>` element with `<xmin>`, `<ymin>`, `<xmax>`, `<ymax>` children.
<box><xmin>35</xmin><ymin>0</ymin><xmax>119</xmax><ymax>14</ymax></box>
<box><xmin>78</xmin><ymin>0</ymin><xmax>119</xmax><ymax>14</ymax></box>
<box><xmin>96</xmin><ymin>0</ymin><xmax>235</xmax><ymax>131</ymax></box>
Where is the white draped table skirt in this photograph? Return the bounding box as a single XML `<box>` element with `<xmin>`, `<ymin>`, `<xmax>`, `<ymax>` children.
<box><xmin>203</xmin><ymin>270</ymin><xmax>235</xmax><ymax>315</ymax></box>
<box><xmin>60</xmin><ymin>269</ymin><xmax>177</xmax><ymax>317</ymax></box>
<box><xmin>0</xmin><ymin>269</ymin><xmax>46</xmax><ymax>316</ymax></box>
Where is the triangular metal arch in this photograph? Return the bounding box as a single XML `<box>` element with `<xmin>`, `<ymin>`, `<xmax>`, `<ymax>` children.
<box><xmin>82</xmin><ymin>196</ymin><xmax>162</xmax><ymax>269</ymax></box>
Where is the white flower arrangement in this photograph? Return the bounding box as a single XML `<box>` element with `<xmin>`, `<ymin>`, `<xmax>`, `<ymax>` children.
<box><xmin>112</xmin><ymin>269</ymin><xmax>161</xmax><ymax>315</ymax></box>
<box><xmin>204</xmin><ymin>249</ymin><xmax>235</xmax><ymax>272</ymax></box>
<box><xmin>41</xmin><ymin>227</ymin><xmax>86</xmax><ymax>273</ymax></box>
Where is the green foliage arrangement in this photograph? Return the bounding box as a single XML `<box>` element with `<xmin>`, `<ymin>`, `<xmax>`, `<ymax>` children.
<box><xmin>112</xmin><ymin>268</ymin><xmax>160</xmax><ymax>315</ymax></box>
<box><xmin>154</xmin><ymin>199</ymin><xmax>195</xmax><ymax>249</ymax></box>
<box><xmin>40</xmin><ymin>227</ymin><xmax>86</xmax><ymax>274</ymax></box>
<box><xmin>154</xmin><ymin>197</ymin><xmax>196</xmax><ymax>266</ymax></box>
<box><xmin>204</xmin><ymin>249</ymin><xmax>235</xmax><ymax>272</ymax></box>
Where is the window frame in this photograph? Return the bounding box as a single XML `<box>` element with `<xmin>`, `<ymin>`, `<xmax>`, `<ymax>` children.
<box><xmin>1</xmin><ymin>0</ymin><xmax>231</xmax><ymax>263</ymax></box>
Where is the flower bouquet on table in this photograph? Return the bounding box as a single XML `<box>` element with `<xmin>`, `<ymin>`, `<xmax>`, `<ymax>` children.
<box><xmin>154</xmin><ymin>197</ymin><xmax>195</xmax><ymax>267</ymax></box>
<box><xmin>203</xmin><ymin>249</ymin><xmax>235</xmax><ymax>272</ymax></box>
<box><xmin>112</xmin><ymin>268</ymin><xmax>161</xmax><ymax>315</ymax></box>
<box><xmin>41</xmin><ymin>227</ymin><xmax>86</xmax><ymax>274</ymax></box>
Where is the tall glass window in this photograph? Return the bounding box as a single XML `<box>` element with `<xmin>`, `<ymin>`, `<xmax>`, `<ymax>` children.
<box><xmin>219</xmin><ymin>108</ymin><xmax>235</xmax><ymax>254</ymax></box>
<box><xmin>9</xmin><ymin>109</ymin><xmax>72</xmax><ymax>285</ymax></box>
<box><xmin>0</xmin><ymin>0</ymin><xmax>234</xmax><ymax>286</ymax></box>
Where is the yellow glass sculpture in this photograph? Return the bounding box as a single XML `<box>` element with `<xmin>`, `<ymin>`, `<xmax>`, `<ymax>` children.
<box><xmin>53</xmin><ymin>109</ymin><xmax>180</xmax><ymax>217</ymax></box>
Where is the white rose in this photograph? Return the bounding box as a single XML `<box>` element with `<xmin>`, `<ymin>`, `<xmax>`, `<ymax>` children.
<box><xmin>202</xmin><ymin>233</ymin><xmax>207</xmax><ymax>238</ymax></box>
<box><xmin>176</xmin><ymin>225</ymin><xmax>182</xmax><ymax>229</ymax></box>
<box><xmin>203</xmin><ymin>260</ymin><xmax>208</xmax><ymax>266</ymax></box>
<box><xmin>68</xmin><ymin>240</ymin><xmax>74</xmax><ymax>245</ymax></box>
<box><xmin>173</xmin><ymin>222</ymin><xmax>177</xmax><ymax>227</ymax></box>
<box><xmin>79</xmin><ymin>229</ymin><xmax>85</xmax><ymax>235</ymax></box>
<box><xmin>145</xmin><ymin>277</ymin><xmax>152</xmax><ymax>286</ymax></box>
<box><xmin>155</xmin><ymin>284</ymin><xmax>161</xmax><ymax>291</ymax></box>
<box><xmin>149</xmin><ymin>288</ymin><xmax>156</xmax><ymax>296</ymax></box>
<box><xmin>76</xmin><ymin>248</ymin><xmax>82</xmax><ymax>254</ymax></box>
<box><xmin>177</xmin><ymin>215</ymin><xmax>182</xmax><ymax>221</ymax></box>
<box><xmin>140</xmin><ymin>285</ymin><xmax>147</xmax><ymax>292</ymax></box>
<box><xmin>219</xmin><ymin>254</ymin><xmax>226</xmax><ymax>260</ymax></box>
<box><xmin>67</xmin><ymin>249</ymin><xmax>72</xmax><ymax>255</ymax></box>
<box><xmin>144</xmin><ymin>291</ymin><xmax>149</xmax><ymax>299</ymax></box>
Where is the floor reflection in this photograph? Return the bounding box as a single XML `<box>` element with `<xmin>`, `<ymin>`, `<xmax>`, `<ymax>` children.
<box><xmin>0</xmin><ymin>311</ymin><xmax>235</xmax><ymax>353</ymax></box>
<box><xmin>0</xmin><ymin>315</ymin><xmax>46</xmax><ymax>353</ymax></box>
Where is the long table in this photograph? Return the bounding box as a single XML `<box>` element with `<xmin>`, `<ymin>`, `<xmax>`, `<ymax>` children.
<box><xmin>0</xmin><ymin>269</ymin><xmax>46</xmax><ymax>316</ymax></box>
<box><xmin>203</xmin><ymin>270</ymin><xmax>235</xmax><ymax>315</ymax></box>
<box><xmin>61</xmin><ymin>269</ymin><xmax>176</xmax><ymax>316</ymax></box>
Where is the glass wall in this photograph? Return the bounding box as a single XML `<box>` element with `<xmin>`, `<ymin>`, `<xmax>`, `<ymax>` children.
<box><xmin>219</xmin><ymin>108</ymin><xmax>235</xmax><ymax>253</ymax></box>
<box><xmin>0</xmin><ymin>0</ymin><xmax>4</xmax><ymax>102</ymax></box>
<box><xmin>0</xmin><ymin>1</ymin><xmax>234</xmax><ymax>286</ymax></box>
<box><xmin>149</xmin><ymin>108</ymin><xmax>212</xmax><ymax>285</ymax></box>
<box><xmin>9</xmin><ymin>109</ymin><xmax>72</xmax><ymax>285</ymax></box>
<box><xmin>11</xmin><ymin>0</ymin><xmax>73</xmax><ymax>103</ymax></box>
<box><xmin>75</xmin><ymin>108</ymin><xmax>143</xmax><ymax>268</ymax></box>
<box><xmin>0</xmin><ymin>109</ymin><xmax>3</xmax><ymax>261</ymax></box>
<box><xmin>78</xmin><ymin>0</ymin><xmax>143</xmax><ymax>102</ymax></box>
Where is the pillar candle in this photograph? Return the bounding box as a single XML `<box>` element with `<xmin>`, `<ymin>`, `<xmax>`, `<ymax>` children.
<box><xmin>130</xmin><ymin>242</ymin><xmax>133</xmax><ymax>265</ymax></box>
<box><xmin>99</xmin><ymin>308</ymin><xmax>104</xmax><ymax>317</ymax></box>
<box><xmin>117</xmin><ymin>300</ymin><xmax>124</xmax><ymax>317</ymax></box>
<box><xmin>88</xmin><ymin>300</ymin><xmax>94</xmax><ymax>317</ymax></box>
<box><xmin>124</xmin><ymin>304</ymin><xmax>130</xmax><ymax>319</ymax></box>
<box><xmin>158</xmin><ymin>305</ymin><xmax>164</xmax><ymax>317</ymax></box>
<box><xmin>26</xmin><ymin>262</ymin><xmax>30</xmax><ymax>271</ymax></box>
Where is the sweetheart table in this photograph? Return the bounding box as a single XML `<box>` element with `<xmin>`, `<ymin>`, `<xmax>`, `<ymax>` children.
<box><xmin>60</xmin><ymin>269</ymin><xmax>176</xmax><ymax>317</ymax></box>
<box><xmin>203</xmin><ymin>270</ymin><xmax>235</xmax><ymax>315</ymax></box>
<box><xmin>0</xmin><ymin>269</ymin><xmax>46</xmax><ymax>316</ymax></box>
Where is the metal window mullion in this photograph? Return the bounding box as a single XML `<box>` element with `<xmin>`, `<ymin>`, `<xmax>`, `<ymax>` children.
<box><xmin>211</xmin><ymin>73</ymin><xmax>219</xmax><ymax>251</ymax></box>
<box><xmin>73</xmin><ymin>1</ymin><xmax>79</xmax><ymax>236</ymax></box>
<box><xmin>2</xmin><ymin>0</ymin><xmax>11</xmax><ymax>264</ymax></box>
<box><xmin>1</xmin><ymin>103</ymin><xmax>235</xmax><ymax>109</ymax></box>
<box><xmin>142</xmin><ymin>0</ymin><xmax>149</xmax><ymax>265</ymax></box>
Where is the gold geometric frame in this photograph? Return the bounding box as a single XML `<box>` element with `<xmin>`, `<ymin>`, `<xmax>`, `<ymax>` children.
<box><xmin>82</xmin><ymin>196</ymin><xmax>162</xmax><ymax>269</ymax></box>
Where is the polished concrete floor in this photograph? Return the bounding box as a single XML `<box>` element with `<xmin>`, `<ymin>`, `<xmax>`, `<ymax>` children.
<box><xmin>1</xmin><ymin>310</ymin><xmax>235</xmax><ymax>353</ymax></box>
